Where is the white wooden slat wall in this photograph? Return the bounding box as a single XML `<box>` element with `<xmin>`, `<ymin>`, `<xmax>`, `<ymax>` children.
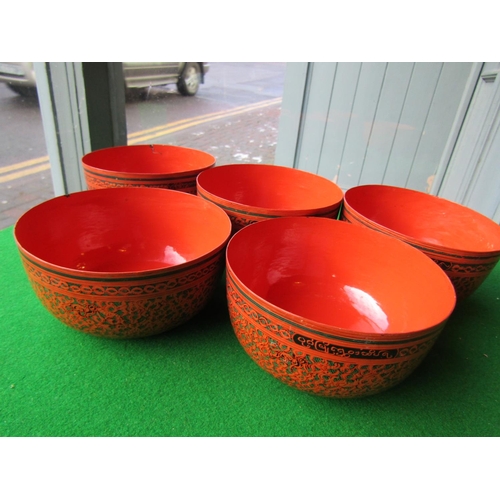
<box><xmin>276</xmin><ymin>62</ymin><xmax>478</xmax><ymax>194</ymax></box>
<box><xmin>438</xmin><ymin>62</ymin><xmax>500</xmax><ymax>222</ymax></box>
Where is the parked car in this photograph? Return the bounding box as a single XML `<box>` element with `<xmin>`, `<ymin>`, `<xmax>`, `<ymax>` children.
<box><xmin>0</xmin><ymin>62</ymin><xmax>209</xmax><ymax>97</ymax></box>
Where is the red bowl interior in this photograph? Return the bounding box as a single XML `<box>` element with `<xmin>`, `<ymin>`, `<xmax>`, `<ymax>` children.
<box><xmin>227</xmin><ymin>217</ymin><xmax>456</xmax><ymax>335</ymax></box>
<box><xmin>15</xmin><ymin>188</ymin><xmax>231</xmax><ymax>274</ymax></box>
<box><xmin>82</xmin><ymin>144</ymin><xmax>216</xmax><ymax>177</ymax></box>
<box><xmin>197</xmin><ymin>164</ymin><xmax>343</xmax><ymax>214</ymax></box>
<box><xmin>344</xmin><ymin>185</ymin><xmax>500</xmax><ymax>254</ymax></box>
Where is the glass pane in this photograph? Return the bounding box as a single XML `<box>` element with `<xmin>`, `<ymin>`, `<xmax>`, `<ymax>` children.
<box><xmin>124</xmin><ymin>62</ymin><xmax>286</xmax><ymax>165</ymax></box>
<box><xmin>0</xmin><ymin>63</ymin><xmax>53</xmax><ymax>230</ymax></box>
<box><xmin>0</xmin><ymin>62</ymin><xmax>286</xmax><ymax>231</ymax></box>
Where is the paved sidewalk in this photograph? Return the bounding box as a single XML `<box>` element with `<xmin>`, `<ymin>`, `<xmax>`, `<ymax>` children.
<box><xmin>0</xmin><ymin>102</ymin><xmax>282</xmax><ymax>231</ymax></box>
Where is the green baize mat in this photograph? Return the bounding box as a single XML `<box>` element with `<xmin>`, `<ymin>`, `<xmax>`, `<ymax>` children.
<box><xmin>1</xmin><ymin>225</ymin><xmax>499</xmax><ymax>436</ymax></box>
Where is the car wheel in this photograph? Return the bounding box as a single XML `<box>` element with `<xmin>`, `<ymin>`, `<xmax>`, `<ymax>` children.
<box><xmin>8</xmin><ymin>84</ymin><xmax>38</xmax><ymax>98</ymax></box>
<box><xmin>177</xmin><ymin>63</ymin><xmax>201</xmax><ymax>96</ymax></box>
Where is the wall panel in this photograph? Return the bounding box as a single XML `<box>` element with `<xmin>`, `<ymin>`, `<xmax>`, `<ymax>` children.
<box><xmin>296</xmin><ymin>63</ymin><xmax>338</xmax><ymax>173</ymax></box>
<box><xmin>316</xmin><ymin>62</ymin><xmax>361</xmax><ymax>179</ymax></box>
<box><xmin>380</xmin><ymin>62</ymin><xmax>444</xmax><ymax>188</ymax></box>
<box><xmin>406</xmin><ymin>63</ymin><xmax>476</xmax><ymax>192</ymax></box>
<box><xmin>358</xmin><ymin>62</ymin><xmax>415</xmax><ymax>185</ymax></box>
<box><xmin>334</xmin><ymin>62</ymin><xmax>388</xmax><ymax>188</ymax></box>
<box><xmin>438</xmin><ymin>62</ymin><xmax>500</xmax><ymax>221</ymax></box>
<box><xmin>277</xmin><ymin>62</ymin><xmax>477</xmax><ymax>194</ymax></box>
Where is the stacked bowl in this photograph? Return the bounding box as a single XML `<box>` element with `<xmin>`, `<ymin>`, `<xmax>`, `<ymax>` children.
<box><xmin>82</xmin><ymin>144</ymin><xmax>215</xmax><ymax>194</ymax></box>
<box><xmin>197</xmin><ymin>163</ymin><xmax>344</xmax><ymax>233</ymax></box>
<box><xmin>14</xmin><ymin>188</ymin><xmax>231</xmax><ymax>339</ymax></box>
<box><xmin>226</xmin><ymin>217</ymin><xmax>456</xmax><ymax>398</ymax></box>
<box><xmin>342</xmin><ymin>185</ymin><xmax>500</xmax><ymax>301</ymax></box>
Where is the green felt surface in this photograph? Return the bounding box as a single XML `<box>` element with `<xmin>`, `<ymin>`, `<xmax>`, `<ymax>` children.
<box><xmin>1</xmin><ymin>225</ymin><xmax>500</xmax><ymax>437</ymax></box>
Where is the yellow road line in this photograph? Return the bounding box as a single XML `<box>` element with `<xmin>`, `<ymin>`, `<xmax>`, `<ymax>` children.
<box><xmin>0</xmin><ymin>155</ymin><xmax>50</xmax><ymax>175</ymax></box>
<box><xmin>0</xmin><ymin>97</ymin><xmax>283</xmax><ymax>183</ymax></box>
<box><xmin>127</xmin><ymin>97</ymin><xmax>282</xmax><ymax>140</ymax></box>
<box><xmin>0</xmin><ymin>163</ymin><xmax>50</xmax><ymax>183</ymax></box>
<box><xmin>128</xmin><ymin>97</ymin><xmax>282</xmax><ymax>144</ymax></box>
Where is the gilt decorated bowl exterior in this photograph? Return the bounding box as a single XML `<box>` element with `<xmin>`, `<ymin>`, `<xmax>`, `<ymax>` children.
<box><xmin>14</xmin><ymin>188</ymin><xmax>231</xmax><ymax>339</ymax></box>
<box><xmin>342</xmin><ymin>185</ymin><xmax>500</xmax><ymax>302</ymax></box>
<box><xmin>82</xmin><ymin>144</ymin><xmax>216</xmax><ymax>194</ymax></box>
<box><xmin>197</xmin><ymin>164</ymin><xmax>344</xmax><ymax>233</ymax></box>
<box><xmin>226</xmin><ymin>217</ymin><xmax>456</xmax><ymax>398</ymax></box>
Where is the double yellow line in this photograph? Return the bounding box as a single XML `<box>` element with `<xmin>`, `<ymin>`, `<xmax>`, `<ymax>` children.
<box><xmin>0</xmin><ymin>156</ymin><xmax>51</xmax><ymax>183</ymax></box>
<box><xmin>128</xmin><ymin>97</ymin><xmax>282</xmax><ymax>144</ymax></box>
<box><xmin>0</xmin><ymin>97</ymin><xmax>282</xmax><ymax>184</ymax></box>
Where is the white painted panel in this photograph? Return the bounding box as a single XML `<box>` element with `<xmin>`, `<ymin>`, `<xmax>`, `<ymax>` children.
<box><xmin>464</xmin><ymin>111</ymin><xmax>500</xmax><ymax>220</ymax></box>
<box><xmin>428</xmin><ymin>62</ymin><xmax>483</xmax><ymax>196</ymax></box>
<box><xmin>381</xmin><ymin>62</ymin><xmax>443</xmax><ymax>187</ymax></box>
<box><xmin>34</xmin><ymin>62</ymin><xmax>90</xmax><ymax>194</ymax></box>
<box><xmin>317</xmin><ymin>62</ymin><xmax>362</xmax><ymax>181</ymax></box>
<box><xmin>295</xmin><ymin>63</ymin><xmax>338</xmax><ymax>173</ymax></box>
<box><xmin>439</xmin><ymin>63</ymin><xmax>499</xmax><ymax>201</ymax></box>
<box><xmin>439</xmin><ymin>62</ymin><xmax>500</xmax><ymax>221</ymax></box>
<box><xmin>406</xmin><ymin>63</ymin><xmax>476</xmax><ymax>192</ymax></box>
<box><xmin>335</xmin><ymin>62</ymin><xmax>388</xmax><ymax>190</ymax></box>
<box><xmin>358</xmin><ymin>62</ymin><xmax>415</xmax><ymax>185</ymax></box>
<box><xmin>274</xmin><ymin>62</ymin><xmax>309</xmax><ymax>168</ymax></box>
<box><xmin>277</xmin><ymin>62</ymin><xmax>484</xmax><ymax>209</ymax></box>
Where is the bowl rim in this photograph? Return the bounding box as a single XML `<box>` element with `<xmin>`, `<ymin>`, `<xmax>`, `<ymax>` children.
<box><xmin>343</xmin><ymin>203</ymin><xmax>500</xmax><ymax>263</ymax></box>
<box><xmin>226</xmin><ymin>217</ymin><xmax>456</xmax><ymax>340</ymax></box>
<box><xmin>344</xmin><ymin>184</ymin><xmax>500</xmax><ymax>257</ymax></box>
<box><xmin>227</xmin><ymin>267</ymin><xmax>447</xmax><ymax>346</ymax></box>
<box><xmin>14</xmin><ymin>187</ymin><xmax>232</xmax><ymax>278</ymax></box>
<box><xmin>81</xmin><ymin>144</ymin><xmax>216</xmax><ymax>178</ymax></box>
<box><xmin>198</xmin><ymin>190</ymin><xmax>342</xmax><ymax>219</ymax></box>
<box><xmin>83</xmin><ymin>167</ymin><xmax>206</xmax><ymax>183</ymax></box>
<box><xmin>196</xmin><ymin>163</ymin><xmax>344</xmax><ymax>216</ymax></box>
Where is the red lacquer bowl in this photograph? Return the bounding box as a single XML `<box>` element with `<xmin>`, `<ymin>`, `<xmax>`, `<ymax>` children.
<box><xmin>197</xmin><ymin>164</ymin><xmax>344</xmax><ymax>233</ymax></box>
<box><xmin>82</xmin><ymin>144</ymin><xmax>216</xmax><ymax>194</ymax></box>
<box><xmin>226</xmin><ymin>217</ymin><xmax>456</xmax><ymax>398</ymax></box>
<box><xmin>342</xmin><ymin>185</ymin><xmax>500</xmax><ymax>302</ymax></box>
<box><xmin>14</xmin><ymin>188</ymin><xmax>231</xmax><ymax>339</ymax></box>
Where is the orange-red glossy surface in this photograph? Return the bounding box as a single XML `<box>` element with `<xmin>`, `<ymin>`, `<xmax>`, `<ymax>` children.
<box><xmin>344</xmin><ymin>184</ymin><xmax>500</xmax><ymax>253</ymax></box>
<box><xmin>226</xmin><ymin>217</ymin><xmax>456</xmax><ymax>398</ymax></box>
<box><xmin>342</xmin><ymin>184</ymin><xmax>500</xmax><ymax>301</ymax></box>
<box><xmin>14</xmin><ymin>188</ymin><xmax>231</xmax><ymax>338</ymax></box>
<box><xmin>197</xmin><ymin>164</ymin><xmax>344</xmax><ymax>232</ymax></box>
<box><xmin>82</xmin><ymin>144</ymin><xmax>216</xmax><ymax>194</ymax></box>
